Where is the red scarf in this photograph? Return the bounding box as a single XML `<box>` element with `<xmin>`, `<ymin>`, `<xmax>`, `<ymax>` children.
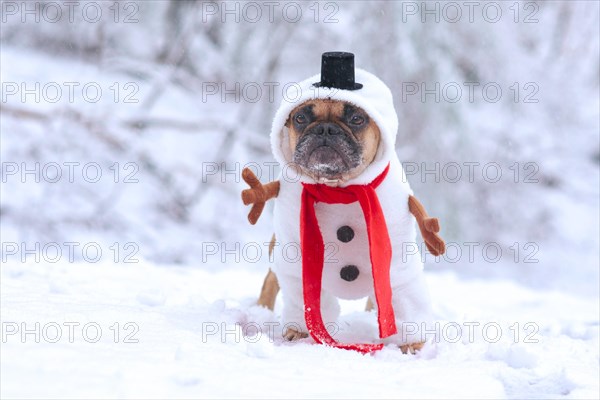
<box><xmin>300</xmin><ymin>164</ymin><xmax>395</xmax><ymax>354</ymax></box>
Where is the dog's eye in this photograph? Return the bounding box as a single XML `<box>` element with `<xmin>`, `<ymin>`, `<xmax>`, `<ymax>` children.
<box><xmin>350</xmin><ymin>115</ymin><xmax>365</xmax><ymax>125</ymax></box>
<box><xmin>294</xmin><ymin>114</ymin><xmax>307</xmax><ymax>124</ymax></box>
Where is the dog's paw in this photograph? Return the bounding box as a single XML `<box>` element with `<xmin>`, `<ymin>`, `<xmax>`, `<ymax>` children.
<box><xmin>399</xmin><ymin>342</ymin><xmax>425</xmax><ymax>355</ymax></box>
<box><xmin>283</xmin><ymin>328</ymin><xmax>309</xmax><ymax>341</ymax></box>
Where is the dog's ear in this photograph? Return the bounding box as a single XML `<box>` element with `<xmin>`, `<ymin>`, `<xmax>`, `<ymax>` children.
<box><xmin>284</xmin><ymin>115</ymin><xmax>291</xmax><ymax>127</ymax></box>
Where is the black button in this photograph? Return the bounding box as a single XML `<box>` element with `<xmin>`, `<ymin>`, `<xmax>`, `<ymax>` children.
<box><xmin>337</xmin><ymin>226</ymin><xmax>354</xmax><ymax>243</ymax></box>
<box><xmin>340</xmin><ymin>265</ymin><xmax>360</xmax><ymax>282</ymax></box>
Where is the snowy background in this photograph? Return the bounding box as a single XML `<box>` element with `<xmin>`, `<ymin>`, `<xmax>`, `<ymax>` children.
<box><xmin>1</xmin><ymin>1</ymin><xmax>599</xmax><ymax>398</ymax></box>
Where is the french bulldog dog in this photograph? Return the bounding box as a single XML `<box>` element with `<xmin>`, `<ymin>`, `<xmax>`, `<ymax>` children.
<box><xmin>288</xmin><ymin>99</ymin><xmax>381</xmax><ymax>184</ymax></box>
<box><xmin>241</xmin><ymin>52</ymin><xmax>445</xmax><ymax>353</ymax></box>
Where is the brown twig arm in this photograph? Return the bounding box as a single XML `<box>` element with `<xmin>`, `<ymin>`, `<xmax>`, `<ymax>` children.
<box><xmin>408</xmin><ymin>195</ymin><xmax>446</xmax><ymax>256</ymax></box>
<box><xmin>241</xmin><ymin>168</ymin><xmax>280</xmax><ymax>225</ymax></box>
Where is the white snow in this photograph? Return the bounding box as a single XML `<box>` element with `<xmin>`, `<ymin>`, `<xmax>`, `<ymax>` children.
<box><xmin>2</xmin><ymin>260</ymin><xmax>598</xmax><ymax>399</ymax></box>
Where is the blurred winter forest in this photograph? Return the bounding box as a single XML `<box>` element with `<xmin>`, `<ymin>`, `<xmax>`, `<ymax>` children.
<box><xmin>1</xmin><ymin>1</ymin><xmax>598</xmax><ymax>294</ymax></box>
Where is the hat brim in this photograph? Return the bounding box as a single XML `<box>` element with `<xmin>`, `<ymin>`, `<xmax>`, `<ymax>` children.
<box><xmin>312</xmin><ymin>82</ymin><xmax>363</xmax><ymax>91</ymax></box>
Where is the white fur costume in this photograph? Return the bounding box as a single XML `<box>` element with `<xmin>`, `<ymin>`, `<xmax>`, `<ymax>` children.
<box><xmin>270</xmin><ymin>69</ymin><xmax>433</xmax><ymax>345</ymax></box>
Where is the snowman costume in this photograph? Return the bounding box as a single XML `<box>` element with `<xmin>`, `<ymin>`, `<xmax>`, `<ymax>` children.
<box><xmin>269</xmin><ymin>53</ymin><xmax>434</xmax><ymax>352</ymax></box>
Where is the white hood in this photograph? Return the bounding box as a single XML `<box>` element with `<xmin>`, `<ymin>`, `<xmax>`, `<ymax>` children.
<box><xmin>270</xmin><ymin>68</ymin><xmax>399</xmax><ymax>186</ymax></box>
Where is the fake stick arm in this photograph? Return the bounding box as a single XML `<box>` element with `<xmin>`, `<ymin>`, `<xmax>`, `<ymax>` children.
<box><xmin>408</xmin><ymin>195</ymin><xmax>446</xmax><ymax>256</ymax></box>
<box><xmin>241</xmin><ymin>167</ymin><xmax>280</xmax><ymax>225</ymax></box>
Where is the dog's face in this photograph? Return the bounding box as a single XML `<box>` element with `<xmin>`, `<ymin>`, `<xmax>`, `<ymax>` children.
<box><xmin>285</xmin><ymin>99</ymin><xmax>381</xmax><ymax>184</ymax></box>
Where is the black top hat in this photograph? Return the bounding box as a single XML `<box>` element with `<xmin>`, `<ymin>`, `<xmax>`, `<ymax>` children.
<box><xmin>313</xmin><ymin>52</ymin><xmax>363</xmax><ymax>91</ymax></box>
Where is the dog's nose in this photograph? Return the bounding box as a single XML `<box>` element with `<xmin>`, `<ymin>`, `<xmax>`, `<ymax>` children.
<box><xmin>315</xmin><ymin>123</ymin><xmax>343</xmax><ymax>136</ymax></box>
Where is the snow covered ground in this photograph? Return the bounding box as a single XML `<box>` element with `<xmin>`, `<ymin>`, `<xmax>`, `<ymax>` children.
<box><xmin>2</xmin><ymin>260</ymin><xmax>598</xmax><ymax>399</ymax></box>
